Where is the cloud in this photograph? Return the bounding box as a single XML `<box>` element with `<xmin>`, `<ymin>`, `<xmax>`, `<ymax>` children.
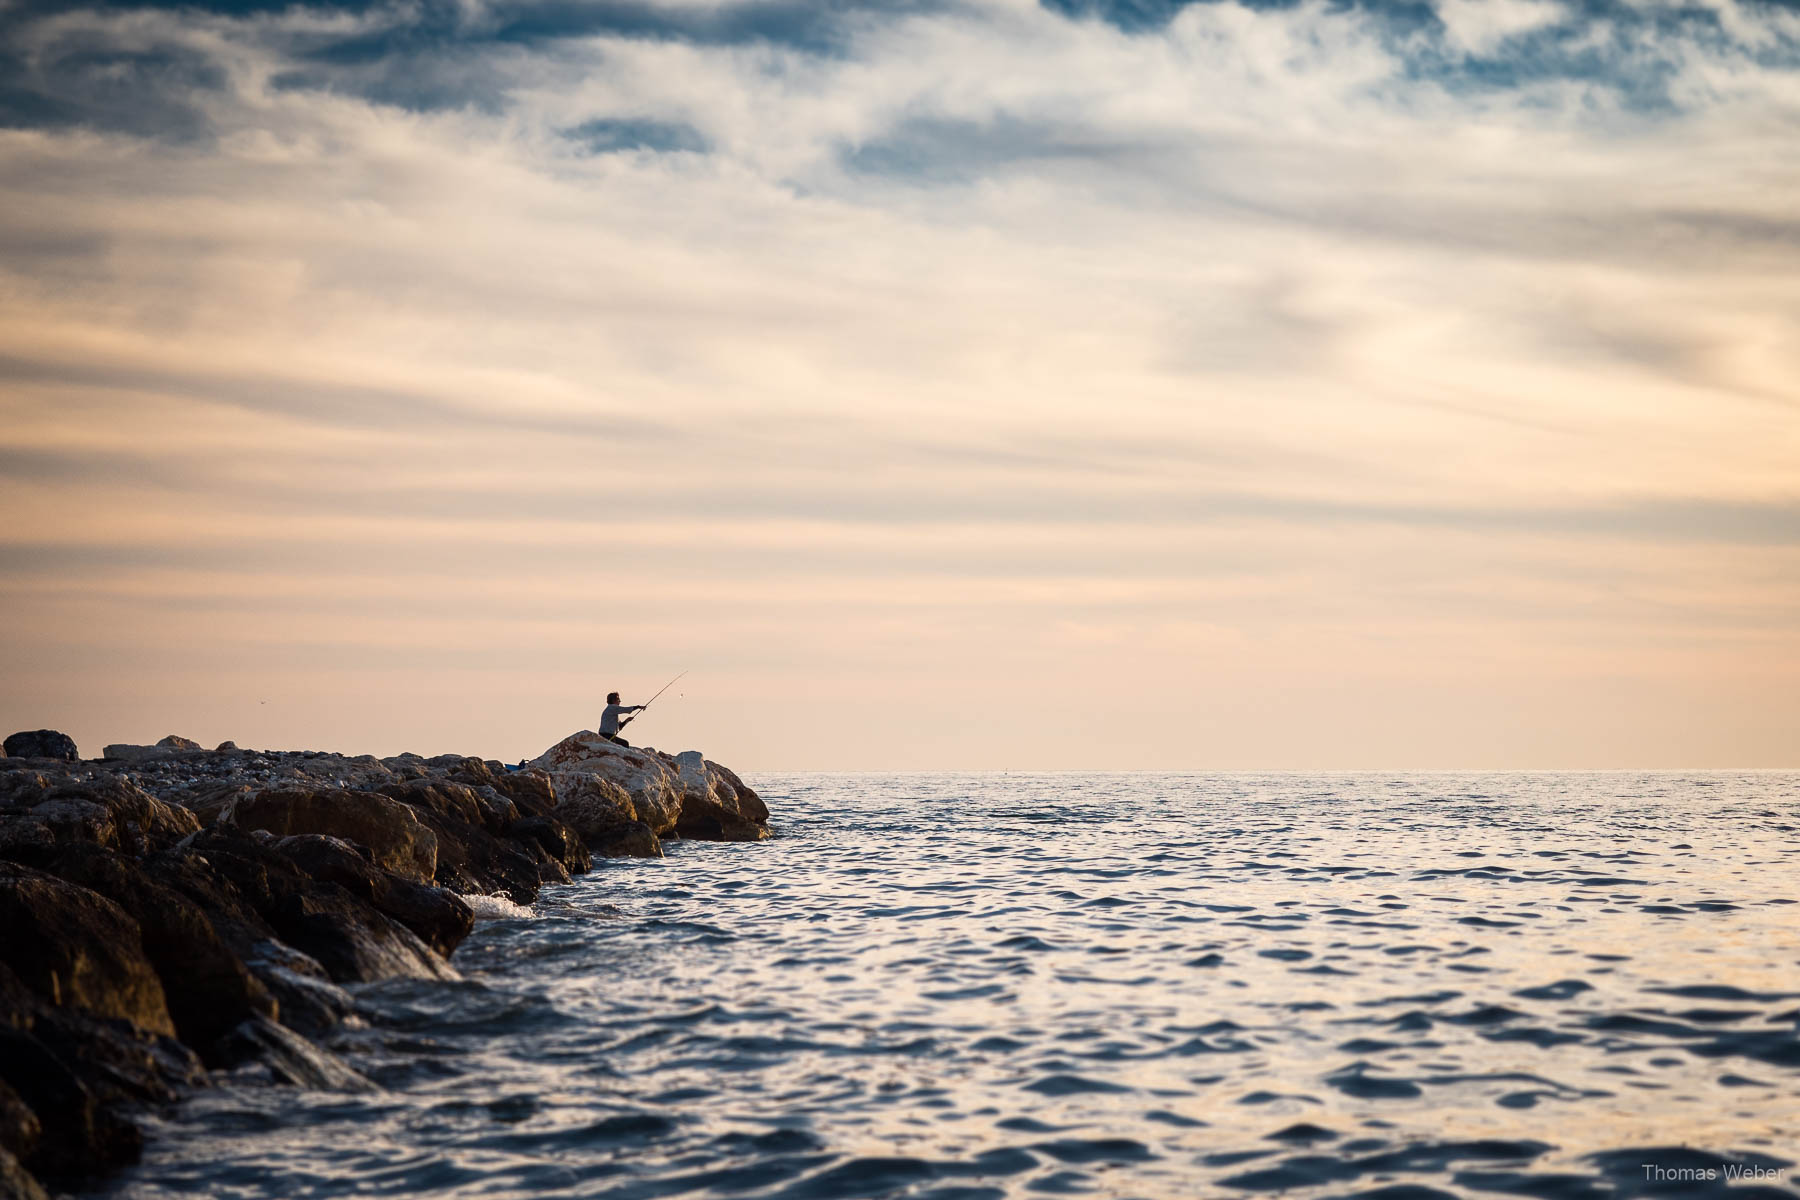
<box><xmin>1435</xmin><ymin>0</ymin><xmax>1567</xmax><ymax>57</ymax></box>
<box><xmin>0</xmin><ymin>0</ymin><xmax>1796</xmax><ymax>765</ymax></box>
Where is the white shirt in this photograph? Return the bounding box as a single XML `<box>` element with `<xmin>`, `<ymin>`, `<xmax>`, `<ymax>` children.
<box><xmin>600</xmin><ymin>704</ymin><xmax>637</xmax><ymax>736</ymax></box>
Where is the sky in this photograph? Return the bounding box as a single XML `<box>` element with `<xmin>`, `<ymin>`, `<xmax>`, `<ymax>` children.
<box><xmin>0</xmin><ymin>0</ymin><xmax>1796</xmax><ymax>771</ymax></box>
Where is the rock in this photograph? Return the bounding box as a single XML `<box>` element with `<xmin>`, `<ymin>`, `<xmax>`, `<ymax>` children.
<box><xmin>0</xmin><ymin>863</ymin><xmax>175</xmax><ymax>1036</ymax></box>
<box><xmin>0</xmin><ymin>1026</ymin><xmax>139</xmax><ymax>1181</ymax></box>
<box><xmin>556</xmin><ymin>774</ymin><xmax>637</xmax><ymax>833</ymax></box>
<box><xmin>588</xmin><ymin>821</ymin><xmax>662</xmax><ymax>858</ymax></box>
<box><xmin>0</xmin><ymin>1146</ymin><xmax>48</xmax><ymax>1200</ymax></box>
<box><xmin>530</xmin><ymin>733</ymin><xmax>683</xmax><ymax>833</ymax></box>
<box><xmin>706</xmin><ymin>759</ymin><xmax>770</xmax><ymax>824</ymax></box>
<box><xmin>0</xmin><ymin>954</ymin><xmax>200</xmax><ymax>1188</ymax></box>
<box><xmin>186</xmin><ymin>830</ymin><xmax>453</xmax><ymax>985</ymax></box>
<box><xmin>0</xmin><ymin>1077</ymin><xmax>39</xmax><ymax>1163</ymax></box>
<box><xmin>374</xmin><ymin>780</ymin><xmax>544</xmax><ymax>902</ymax></box>
<box><xmin>0</xmin><ymin>771</ymin><xmax>200</xmax><ymax>860</ymax></box>
<box><xmin>0</xmin><ymin>738</ymin><xmax>765</xmax><ymax>1197</ymax></box>
<box><xmin>224</xmin><ymin>789</ymin><xmax>437</xmax><ymax>884</ymax></box>
<box><xmin>275</xmin><ymin>835</ymin><xmax>474</xmax><ymax>959</ymax></box>
<box><xmin>1</xmin><ymin>733</ymin><xmax>76</xmax><ymax>763</ymax></box>
<box><xmin>526</xmin><ymin>734</ymin><xmax>767</xmax><ymax>843</ymax></box>
<box><xmin>213</xmin><ymin>1017</ymin><xmax>374</xmax><ymax>1092</ymax></box>
<box><xmin>100</xmin><ymin>745</ymin><xmax>165</xmax><ymax>763</ymax></box>
<box><xmin>181</xmin><ymin>782</ymin><xmax>251</xmax><ymax>826</ymax></box>
<box><xmin>240</xmin><ymin>942</ymin><xmax>355</xmax><ymax>1038</ymax></box>
<box><xmin>269</xmin><ymin>885</ymin><xmax>455</xmax><ymax>983</ymax></box>
<box><xmin>363</xmin><ymin>875</ymin><xmax>475</xmax><ymax>959</ymax></box>
<box><xmin>42</xmin><ymin>845</ymin><xmax>275</xmax><ymax>1056</ymax></box>
<box><xmin>138</xmin><ymin>842</ymin><xmax>281</xmax><ymax>962</ymax></box>
<box><xmin>214</xmin><ymin>741</ymin><xmax>240</xmax><ymax>753</ymax></box>
<box><xmin>507</xmin><ymin>815</ymin><xmax>594</xmax><ymax>875</ymax></box>
<box><xmin>550</xmin><ymin>775</ymin><xmax>661</xmax><ymax>857</ymax></box>
<box><xmin>671</xmin><ymin>751</ymin><xmax>770</xmax><ymax>842</ymax></box>
<box><xmin>489</xmin><ymin>767</ymin><xmax>556</xmax><ymax>816</ymax></box>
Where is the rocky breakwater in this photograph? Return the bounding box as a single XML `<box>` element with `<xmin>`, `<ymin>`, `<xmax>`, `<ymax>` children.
<box><xmin>0</xmin><ymin>729</ymin><xmax>769</xmax><ymax>1199</ymax></box>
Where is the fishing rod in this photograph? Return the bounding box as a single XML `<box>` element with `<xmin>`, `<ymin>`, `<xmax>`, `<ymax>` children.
<box><xmin>623</xmin><ymin>670</ymin><xmax>687</xmax><ymax>728</ymax></box>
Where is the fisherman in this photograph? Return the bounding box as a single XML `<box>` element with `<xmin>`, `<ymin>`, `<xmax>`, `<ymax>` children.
<box><xmin>599</xmin><ymin>691</ymin><xmax>645</xmax><ymax>746</ymax></box>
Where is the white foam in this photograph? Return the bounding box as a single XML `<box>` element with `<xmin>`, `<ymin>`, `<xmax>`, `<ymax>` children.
<box><xmin>460</xmin><ymin>893</ymin><xmax>536</xmax><ymax>921</ymax></box>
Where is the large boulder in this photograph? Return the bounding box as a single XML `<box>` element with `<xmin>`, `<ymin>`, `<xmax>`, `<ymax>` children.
<box><xmin>543</xmin><ymin>774</ymin><xmax>660</xmax><ymax>857</ymax></box>
<box><xmin>0</xmin><ymin>1024</ymin><xmax>141</xmax><ymax>1182</ymax></box>
<box><xmin>223</xmin><ymin>789</ymin><xmax>437</xmax><ymax>884</ymax></box>
<box><xmin>98</xmin><ymin>736</ymin><xmax>204</xmax><ymax>763</ymax></box>
<box><xmin>672</xmin><ymin>751</ymin><xmax>769</xmax><ymax>842</ymax></box>
<box><xmin>530</xmin><ymin>734</ymin><xmax>684</xmax><ymax>833</ymax></box>
<box><xmin>0</xmin><ymin>864</ymin><xmax>174</xmax><ymax>1037</ymax></box>
<box><xmin>0</xmin><ymin>970</ymin><xmax>201</xmax><ymax>1187</ymax></box>
<box><xmin>506</xmin><ymin>816</ymin><xmax>595</xmax><ymax>875</ymax></box>
<box><xmin>1</xmin><ymin>733</ymin><xmax>76</xmax><ymax>763</ymax></box>
<box><xmin>706</xmin><ymin>759</ymin><xmax>769</xmax><ymax>824</ymax></box>
<box><xmin>41</xmin><ymin>845</ymin><xmax>275</xmax><ymax>1056</ymax></box>
<box><xmin>99</xmin><ymin>745</ymin><xmax>167</xmax><ymax>763</ymax></box>
<box><xmin>528</xmin><ymin>733</ymin><xmax>769</xmax><ymax>844</ymax></box>
<box><xmin>555</xmin><ymin>774</ymin><xmax>637</xmax><ymax>836</ymax></box>
<box><xmin>274</xmin><ymin>835</ymin><xmax>474</xmax><ymax>959</ymax></box>
<box><xmin>588</xmin><ymin>822</ymin><xmax>662</xmax><ymax>858</ymax></box>
<box><xmin>373</xmin><ymin>780</ymin><xmax>545</xmax><ymax>901</ymax></box>
<box><xmin>183</xmin><ymin>829</ymin><xmax>453</xmax><ymax>985</ymax></box>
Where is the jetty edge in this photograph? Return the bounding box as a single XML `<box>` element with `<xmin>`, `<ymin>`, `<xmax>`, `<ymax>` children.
<box><xmin>0</xmin><ymin>728</ymin><xmax>770</xmax><ymax>1199</ymax></box>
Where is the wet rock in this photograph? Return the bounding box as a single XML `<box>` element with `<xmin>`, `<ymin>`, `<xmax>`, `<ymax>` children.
<box><xmin>0</xmin><ymin>863</ymin><xmax>174</xmax><ymax>1036</ymax></box>
<box><xmin>270</xmin><ymin>881</ymin><xmax>454</xmax><ymax>983</ymax></box>
<box><xmin>224</xmin><ymin>789</ymin><xmax>437</xmax><ymax>884</ymax></box>
<box><xmin>0</xmin><ymin>960</ymin><xmax>200</xmax><ymax>1188</ymax></box>
<box><xmin>42</xmin><ymin>845</ymin><xmax>275</xmax><ymax>1056</ymax></box>
<box><xmin>0</xmin><ymin>1146</ymin><xmax>48</xmax><ymax>1200</ymax></box>
<box><xmin>0</xmin><ymin>1025</ymin><xmax>139</xmax><ymax>1181</ymax></box>
<box><xmin>25</xmin><ymin>1005</ymin><xmax>201</xmax><ymax>1110</ymax></box>
<box><xmin>508</xmin><ymin>815</ymin><xmax>594</xmax><ymax>875</ymax></box>
<box><xmin>240</xmin><ymin>941</ymin><xmax>355</xmax><ymax>1038</ymax></box>
<box><xmin>1</xmin><ymin>733</ymin><xmax>76</xmax><ymax>763</ymax></box>
<box><xmin>0</xmin><ymin>1077</ymin><xmax>38</xmax><ymax>1163</ymax></box>
<box><xmin>275</xmin><ymin>835</ymin><xmax>474</xmax><ymax>959</ymax></box>
<box><xmin>214</xmin><ymin>1016</ymin><xmax>374</xmax><ymax>1092</ymax></box>
<box><xmin>188</xmin><ymin>830</ymin><xmax>452</xmax><ymax>984</ymax></box>
<box><xmin>588</xmin><ymin>821</ymin><xmax>662</xmax><ymax>858</ymax></box>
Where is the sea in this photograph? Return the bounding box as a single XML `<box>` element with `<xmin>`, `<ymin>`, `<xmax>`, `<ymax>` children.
<box><xmin>97</xmin><ymin>772</ymin><xmax>1800</xmax><ymax>1200</ymax></box>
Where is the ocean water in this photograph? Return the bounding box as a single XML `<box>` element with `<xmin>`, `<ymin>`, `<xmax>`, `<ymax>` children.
<box><xmin>101</xmin><ymin>772</ymin><xmax>1800</xmax><ymax>1200</ymax></box>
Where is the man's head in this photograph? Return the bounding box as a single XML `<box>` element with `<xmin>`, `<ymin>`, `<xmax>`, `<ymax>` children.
<box><xmin>607</xmin><ymin>691</ymin><xmax>621</xmax><ymax>705</ymax></box>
